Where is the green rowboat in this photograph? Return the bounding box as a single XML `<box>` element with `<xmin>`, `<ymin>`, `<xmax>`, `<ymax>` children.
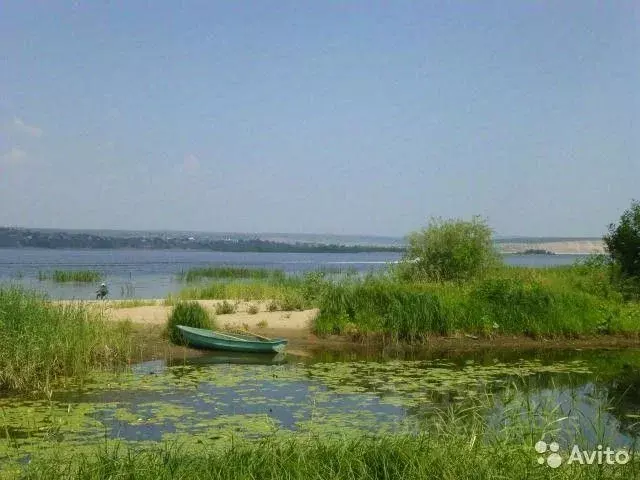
<box><xmin>177</xmin><ymin>325</ymin><xmax>288</xmax><ymax>353</ymax></box>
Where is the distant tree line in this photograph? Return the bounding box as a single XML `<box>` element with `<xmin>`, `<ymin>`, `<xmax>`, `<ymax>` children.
<box><xmin>0</xmin><ymin>228</ymin><xmax>404</xmax><ymax>254</ymax></box>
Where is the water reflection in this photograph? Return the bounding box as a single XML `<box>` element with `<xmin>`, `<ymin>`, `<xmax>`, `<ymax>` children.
<box><xmin>2</xmin><ymin>347</ymin><xmax>640</xmax><ymax>461</ymax></box>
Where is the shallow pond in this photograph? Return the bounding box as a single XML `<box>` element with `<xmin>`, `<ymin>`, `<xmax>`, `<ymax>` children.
<box><xmin>1</xmin><ymin>347</ymin><xmax>640</xmax><ymax>471</ymax></box>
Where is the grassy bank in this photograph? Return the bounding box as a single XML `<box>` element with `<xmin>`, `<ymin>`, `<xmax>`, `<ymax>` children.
<box><xmin>0</xmin><ymin>287</ymin><xmax>132</xmax><ymax>393</ymax></box>
<box><xmin>314</xmin><ymin>265</ymin><xmax>640</xmax><ymax>340</ymax></box>
<box><xmin>38</xmin><ymin>270</ymin><xmax>102</xmax><ymax>283</ymax></box>
<box><xmin>170</xmin><ymin>263</ymin><xmax>640</xmax><ymax>340</ymax></box>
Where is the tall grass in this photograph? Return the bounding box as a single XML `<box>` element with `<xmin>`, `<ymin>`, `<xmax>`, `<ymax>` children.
<box><xmin>38</xmin><ymin>270</ymin><xmax>102</xmax><ymax>283</ymax></box>
<box><xmin>173</xmin><ymin>271</ymin><xmax>329</xmax><ymax>310</ymax></box>
<box><xmin>179</xmin><ymin>267</ymin><xmax>285</xmax><ymax>282</ymax></box>
<box><xmin>21</xmin><ymin>390</ymin><xmax>637</xmax><ymax>479</ymax></box>
<box><xmin>314</xmin><ymin>265</ymin><xmax>640</xmax><ymax>340</ymax></box>
<box><xmin>0</xmin><ymin>287</ymin><xmax>132</xmax><ymax>393</ymax></box>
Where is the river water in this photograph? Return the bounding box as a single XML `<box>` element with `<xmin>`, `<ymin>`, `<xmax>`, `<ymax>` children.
<box><xmin>1</xmin><ymin>347</ymin><xmax>639</xmax><ymax>470</ymax></box>
<box><xmin>0</xmin><ymin>248</ymin><xmax>588</xmax><ymax>299</ymax></box>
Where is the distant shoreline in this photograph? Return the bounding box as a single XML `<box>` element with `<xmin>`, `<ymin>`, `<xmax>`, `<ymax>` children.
<box><xmin>0</xmin><ymin>227</ymin><xmax>606</xmax><ymax>255</ymax></box>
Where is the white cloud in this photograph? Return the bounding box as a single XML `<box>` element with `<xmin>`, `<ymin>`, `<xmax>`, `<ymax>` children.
<box><xmin>0</xmin><ymin>147</ymin><xmax>28</xmax><ymax>165</ymax></box>
<box><xmin>13</xmin><ymin>117</ymin><xmax>43</xmax><ymax>138</ymax></box>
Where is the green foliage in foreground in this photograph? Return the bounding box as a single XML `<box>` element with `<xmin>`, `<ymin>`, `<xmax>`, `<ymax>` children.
<box><xmin>314</xmin><ymin>265</ymin><xmax>640</xmax><ymax>339</ymax></box>
<box><xmin>179</xmin><ymin>266</ymin><xmax>285</xmax><ymax>282</ymax></box>
<box><xmin>0</xmin><ymin>287</ymin><xmax>131</xmax><ymax>393</ymax></box>
<box><xmin>21</xmin><ymin>429</ymin><xmax>637</xmax><ymax>480</ymax></box>
<box><xmin>166</xmin><ymin>301</ymin><xmax>213</xmax><ymax>344</ymax></box>
<box><xmin>38</xmin><ymin>270</ymin><xmax>102</xmax><ymax>283</ymax></box>
<box><xmin>398</xmin><ymin>216</ymin><xmax>501</xmax><ymax>282</ymax></box>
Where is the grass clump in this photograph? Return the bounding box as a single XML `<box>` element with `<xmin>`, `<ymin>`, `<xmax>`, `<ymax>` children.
<box><xmin>38</xmin><ymin>270</ymin><xmax>102</xmax><ymax>283</ymax></box>
<box><xmin>179</xmin><ymin>267</ymin><xmax>285</xmax><ymax>282</ymax></box>
<box><xmin>166</xmin><ymin>302</ymin><xmax>212</xmax><ymax>344</ymax></box>
<box><xmin>266</xmin><ymin>300</ymin><xmax>279</xmax><ymax>312</ymax></box>
<box><xmin>246</xmin><ymin>304</ymin><xmax>259</xmax><ymax>315</ymax></box>
<box><xmin>0</xmin><ymin>287</ymin><xmax>131</xmax><ymax>393</ymax></box>
<box><xmin>215</xmin><ymin>300</ymin><xmax>237</xmax><ymax>315</ymax></box>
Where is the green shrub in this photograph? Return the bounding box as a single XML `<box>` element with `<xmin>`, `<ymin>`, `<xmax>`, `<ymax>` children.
<box><xmin>215</xmin><ymin>300</ymin><xmax>237</xmax><ymax>315</ymax></box>
<box><xmin>167</xmin><ymin>302</ymin><xmax>212</xmax><ymax>344</ymax></box>
<box><xmin>247</xmin><ymin>304</ymin><xmax>259</xmax><ymax>315</ymax></box>
<box><xmin>604</xmin><ymin>200</ymin><xmax>640</xmax><ymax>282</ymax></box>
<box><xmin>266</xmin><ymin>300</ymin><xmax>279</xmax><ymax>312</ymax></box>
<box><xmin>397</xmin><ymin>216</ymin><xmax>501</xmax><ymax>282</ymax></box>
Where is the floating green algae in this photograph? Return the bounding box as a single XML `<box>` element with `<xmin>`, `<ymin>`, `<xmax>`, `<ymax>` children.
<box><xmin>0</xmin><ymin>355</ymin><xmax>607</xmax><ymax>478</ymax></box>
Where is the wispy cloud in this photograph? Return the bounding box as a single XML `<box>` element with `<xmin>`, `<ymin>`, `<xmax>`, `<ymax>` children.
<box><xmin>0</xmin><ymin>147</ymin><xmax>28</xmax><ymax>165</ymax></box>
<box><xmin>13</xmin><ymin>117</ymin><xmax>43</xmax><ymax>138</ymax></box>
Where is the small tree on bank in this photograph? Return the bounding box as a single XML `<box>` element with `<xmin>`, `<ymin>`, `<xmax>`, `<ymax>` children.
<box><xmin>604</xmin><ymin>200</ymin><xmax>640</xmax><ymax>295</ymax></box>
<box><xmin>398</xmin><ymin>216</ymin><xmax>501</xmax><ymax>282</ymax></box>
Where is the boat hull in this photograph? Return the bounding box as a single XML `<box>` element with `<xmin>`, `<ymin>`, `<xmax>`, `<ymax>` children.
<box><xmin>177</xmin><ymin>325</ymin><xmax>288</xmax><ymax>353</ymax></box>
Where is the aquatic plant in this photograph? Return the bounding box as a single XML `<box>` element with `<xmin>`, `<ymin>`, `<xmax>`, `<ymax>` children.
<box><xmin>19</xmin><ymin>389</ymin><xmax>638</xmax><ymax>479</ymax></box>
<box><xmin>0</xmin><ymin>287</ymin><xmax>131</xmax><ymax>393</ymax></box>
<box><xmin>38</xmin><ymin>270</ymin><xmax>102</xmax><ymax>283</ymax></box>
<box><xmin>166</xmin><ymin>302</ymin><xmax>213</xmax><ymax>344</ymax></box>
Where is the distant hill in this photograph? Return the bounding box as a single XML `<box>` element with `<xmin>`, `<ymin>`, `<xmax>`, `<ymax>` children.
<box><xmin>0</xmin><ymin>227</ymin><xmax>403</xmax><ymax>253</ymax></box>
<box><xmin>0</xmin><ymin>227</ymin><xmax>605</xmax><ymax>255</ymax></box>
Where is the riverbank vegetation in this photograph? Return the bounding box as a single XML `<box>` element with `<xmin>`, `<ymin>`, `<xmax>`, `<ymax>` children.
<box><xmin>169</xmin><ymin>216</ymin><xmax>640</xmax><ymax>341</ymax></box>
<box><xmin>166</xmin><ymin>301</ymin><xmax>214</xmax><ymax>344</ymax></box>
<box><xmin>37</xmin><ymin>269</ymin><xmax>102</xmax><ymax>283</ymax></box>
<box><xmin>0</xmin><ymin>287</ymin><xmax>132</xmax><ymax>393</ymax></box>
<box><xmin>19</xmin><ymin>389</ymin><xmax>637</xmax><ymax>479</ymax></box>
<box><xmin>179</xmin><ymin>266</ymin><xmax>285</xmax><ymax>282</ymax></box>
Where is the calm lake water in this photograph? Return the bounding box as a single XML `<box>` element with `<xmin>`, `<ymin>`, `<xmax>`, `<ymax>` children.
<box><xmin>1</xmin><ymin>347</ymin><xmax>639</xmax><ymax>469</ymax></box>
<box><xmin>0</xmin><ymin>248</ymin><xmax>589</xmax><ymax>299</ymax></box>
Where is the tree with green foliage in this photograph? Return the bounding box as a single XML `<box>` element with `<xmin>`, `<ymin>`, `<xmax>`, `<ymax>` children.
<box><xmin>604</xmin><ymin>200</ymin><xmax>640</xmax><ymax>294</ymax></box>
<box><xmin>398</xmin><ymin>216</ymin><xmax>501</xmax><ymax>282</ymax></box>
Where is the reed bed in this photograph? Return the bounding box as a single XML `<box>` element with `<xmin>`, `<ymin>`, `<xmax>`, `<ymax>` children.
<box><xmin>38</xmin><ymin>270</ymin><xmax>102</xmax><ymax>283</ymax></box>
<box><xmin>0</xmin><ymin>287</ymin><xmax>132</xmax><ymax>393</ymax></box>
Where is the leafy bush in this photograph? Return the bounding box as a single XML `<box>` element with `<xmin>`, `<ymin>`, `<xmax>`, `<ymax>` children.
<box><xmin>397</xmin><ymin>216</ymin><xmax>501</xmax><ymax>282</ymax></box>
<box><xmin>215</xmin><ymin>300</ymin><xmax>237</xmax><ymax>315</ymax></box>
<box><xmin>167</xmin><ymin>302</ymin><xmax>212</xmax><ymax>344</ymax></box>
<box><xmin>604</xmin><ymin>200</ymin><xmax>640</xmax><ymax>298</ymax></box>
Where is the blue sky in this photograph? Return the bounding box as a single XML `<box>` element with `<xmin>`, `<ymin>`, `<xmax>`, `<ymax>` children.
<box><xmin>1</xmin><ymin>1</ymin><xmax>638</xmax><ymax>237</ymax></box>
